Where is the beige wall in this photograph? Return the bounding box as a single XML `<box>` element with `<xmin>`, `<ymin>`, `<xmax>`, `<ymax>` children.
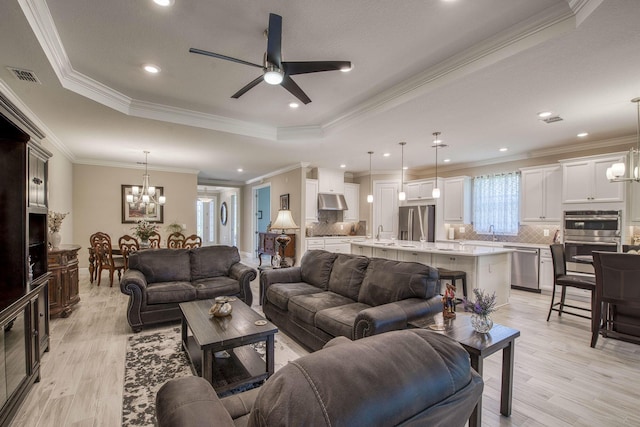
<box><xmin>73</xmin><ymin>164</ymin><xmax>197</xmax><ymax>267</ymax></box>
<box><xmin>41</xmin><ymin>140</ymin><xmax>74</xmax><ymax>245</ymax></box>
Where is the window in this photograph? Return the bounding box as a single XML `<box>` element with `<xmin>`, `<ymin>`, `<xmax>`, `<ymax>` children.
<box><xmin>473</xmin><ymin>172</ymin><xmax>520</xmax><ymax>235</ymax></box>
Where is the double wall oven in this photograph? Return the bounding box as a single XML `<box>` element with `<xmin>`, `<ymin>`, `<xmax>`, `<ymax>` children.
<box><xmin>563</xmin><ymin>210</ymin><xmax>621</xmax><ymax>273</ymax></box>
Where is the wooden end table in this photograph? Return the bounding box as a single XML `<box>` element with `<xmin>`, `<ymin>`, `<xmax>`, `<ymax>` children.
<box><xmin>179</xmin><ymin>298</ymin><xmax>278</xmax><ymax>396</ymax></box>
<box><xmin>410</xmin><ymin>312</ymin><xmax>520</xmax><ymax>427</ymax></box>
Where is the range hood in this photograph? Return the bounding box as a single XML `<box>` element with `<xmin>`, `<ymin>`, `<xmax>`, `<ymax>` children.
<box><xmin>318</xmin><ymin>193</ymin><xmax>348</xmax><ymax>211</ymax></box>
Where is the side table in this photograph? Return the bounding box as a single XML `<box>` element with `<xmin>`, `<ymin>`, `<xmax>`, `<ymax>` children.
<box><xmin>48</xmin><ymin>244</ymin><xmax>81</xmax><ymax>317</ymax></box>
<box><xmin>409</xmin><ymin>313</ymin><xmax>520</xmax><ymax>427</ymax></box>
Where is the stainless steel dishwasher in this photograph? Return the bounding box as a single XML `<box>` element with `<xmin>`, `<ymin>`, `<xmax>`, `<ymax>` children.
<box><xmin>505</xmin><ymin>246</ymin><xmax>540</xmax><ymax>292</ymax></box>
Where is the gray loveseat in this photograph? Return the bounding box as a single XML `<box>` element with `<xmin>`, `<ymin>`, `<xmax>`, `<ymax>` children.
<box><xmin>261</xmin><ymin>249</ymin><xmax>442</xmax><ymax>351</ymax></box>
<box><xmin>120</xmin><ymin>246</ymin><xmax>256</xmax><ymax>332</ymax></box>
<box><xmin>156</xmin><ymin>329</ymin><xmax>483</xmax><ymax>427</ymax></box>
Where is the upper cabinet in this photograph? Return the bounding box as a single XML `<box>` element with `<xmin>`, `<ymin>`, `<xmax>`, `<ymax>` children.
<box><xmin>520</xmin><ymin>165</ymin><xmax>561</xmax><ymax>222</ymax></box>
<box><xmin>561</xmin><ymin>154</ymin><xmax>625</xmax><ymax>204</ymax></box>
<box><xmin>305</xmin><ymin>179</ymin><xmax>318</xmax><ymax>221</ymax></box>
<box><xmin>406</xmin><ymin>179</ymin><xmax>435</xmax><ymax>201</ymax></box>
<box><xmin>28</xmin><ymin>145</ymin><xmax>49</xmax><ymax>209</ymax></box>
<box><xmin>343</xmin><ymin>183</ymin><xmax>360</xmax><ymax>222</ymax></box>
<box><xmin>317</xmin><ymin>168</ymin><xmax>344</xmax><ymax>194</ymax></box>
<box><xmin>443</xmin><ymin>177</ymin><xmax>471</xmax><ymax>223</ymax></box>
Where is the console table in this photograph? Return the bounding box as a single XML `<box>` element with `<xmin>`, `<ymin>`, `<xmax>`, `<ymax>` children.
<box><xmin>48</xmin><ymin>244</ymin><xmax>81</xmax><ymax>317</ymax></box>
<box><xmin>258</xmin><ymin>232</ymin><xmax>295</xmax><ymax>267</ymax></box>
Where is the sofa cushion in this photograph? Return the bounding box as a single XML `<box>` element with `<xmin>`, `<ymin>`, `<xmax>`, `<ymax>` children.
<box><xmin>266</xmin><ymin>282</ymin><xmax>324</xmax><ymax>311</ymax></box>
<box><xmin>288</xmin><ymin>292</ymin><xmax>355</xmax><ymax>326</ymax></box>
<box><xmin>146</xmin><ymin>281</ymin><xmax>196</xmax><ymax>305</ymax></box>
<box><xmin>315</xmin><ymin>302</ymin><xmax>371</xmax><ymax>339</ymax></box>
<box><xmin>129</xmin><ymin>249</ymin><xmax>191</xmax><ymax>283</ymax></box>
<box><xmin>327</xmin><ymin>254</ymin><xmax>369</xmax><ymax>301</ymax></box>
<box><xmin>193</xmin><ymin>277</ymin><xmax>240</xmax><ymax>299</ymax></box>
<box><xmin>358</xmin><ymin>258</ymin><xmax>438</xmax><ymax>307</ymax></box>
<box><xmin>300</xmin><ymin>250</ymin><xmax>338</xmax><ymax>290</ymax></box>
<box><xmin>190</xmin><ymin>245</ymin><xmax>241</xmax><ymax>281</ymax></box>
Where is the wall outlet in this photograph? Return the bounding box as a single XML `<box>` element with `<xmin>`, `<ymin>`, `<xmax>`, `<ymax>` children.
<box><xmin>543</xmin><ymin>229</ymin><xmax>550</xmax><ymax>237</ymax></box>
<box><xmin>459</xmin><ymin>227</ymin><xmax>465</xmax><ymax>233</ymax></box>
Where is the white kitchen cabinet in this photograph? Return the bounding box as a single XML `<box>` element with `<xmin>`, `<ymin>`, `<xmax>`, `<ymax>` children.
<box><xmin>406</xmin><ymin>180</ymin><xmax>435</xmax><ymax>201</ymax></box>
<box><xmin>520</xmin><ymin>165</ymin><xmax>562</xmax><ymax>222</ymax></box>
<box><xmin>372</xmin><ymin>247</ymin><xmax>398</xmax><ymax>260</ymax></box>
<box><xmin>343</xmin><ymin>182</ymin><xmax>360</xmax><ymax>222</ymax></box>
<box><xmin>306</xmin><ymin>238</ymin><xmax>325</xmax><ymax>251</ymax></box>
<box><xmin>305</xmin><ymin>179</ymin><xmax>318</xmax><ymax>221</ymax></box>
<box><xmin>629</xmin><ymin>185</ymin><xmax>640</xmax><ymax>222</ymax></box>
<box><xmin>398</xmin><ymin>250</ymin><xmax>431</xmax><ymax>264</ymax></box>
<box><xmin>324</xmin><ymin>242</ymin><xmax>351</xmax><ymax>254</ymax></box>
<box><xmin>539</xmin><ymin>248</ymin><xmax>554</xmax><ymax>292</ymax></box>
<box><xmin>351</xmin><ymin>243</ymin><xmax>373</xmax><ymax>257</ymax></box>
<box><xmin>317</xmin><ymin>168</ymin><xmax>345</xmax><ymax>194</ymax></box>
<box><xmin>443</xmin><ymin>177</ymin><xmax>471</xmax><ymax>223</ymax></box>
<box><xmin>561</xmin><ymin>154</ymin><xmax>625</xmax><ymax>203</ymax></box>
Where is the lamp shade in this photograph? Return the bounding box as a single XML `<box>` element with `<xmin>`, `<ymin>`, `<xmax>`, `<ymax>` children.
<box><xmin>271</xmin><ymin>210</ymin><xmax>299</xmax><ymax>230</ymax></box>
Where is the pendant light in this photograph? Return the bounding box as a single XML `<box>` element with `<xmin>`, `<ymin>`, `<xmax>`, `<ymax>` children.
<box><xmin>432</xmin><ymin>132</ymin><xmax>446</xmax><ymax>199</ymax></box>
<box><xmin>606</xmin><ymin>97</ymin><xmax>640</xmax><ymax>182</ymax></box>
<box><xmin>398</xmin><ymin>142</ymin><xmax>407</xmax><ymax>201</ymax></box>
<box><xmin>367</xmin><ymin>151</ymin><xmax>374</xmax><ymax>203</ymax></box>
<box><xmin>126</xmin><ymin>151</ymin><xmax>167</xmax><ymax>207</ymax></box>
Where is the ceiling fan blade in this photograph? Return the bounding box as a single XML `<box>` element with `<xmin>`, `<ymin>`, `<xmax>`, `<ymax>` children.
<box><xmin>266</xmin><ymin>13</ymin><xmax>282</xmax><ymax>68</ymax></box>
<box><xmin>283</xmin><ymin>61</ymin><xmax>352</xmax><ymax>75</ymax></box>
<box><xmin>189</xmin><ymin>48</ymin><xmax>263</xmax><ymax>69</ymax></box>
<box><xmin>231</xmin><ymin>75</ymin><xmax>264</xmax><ymax>99</ymax></box>
<box><xmin>281</xmin><ymin>75</ymin><xmax>311</xmax><ymax>104</ymax></box>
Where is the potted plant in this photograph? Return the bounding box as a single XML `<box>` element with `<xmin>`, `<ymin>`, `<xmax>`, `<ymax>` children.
<box><xmin>165</xmin><ymin>221</ymin><xmax>184</xmax><ymax>234</ymax></box>
<box><xmin>462</xmin><ymin>288</ymin><xmax>497</xmax><ymax>333</ymax></box>
<box><xmin>48</xmin><ymin>211</ymin><xmax>68</xmax><ymax>249</ymax></box>
<box><xmin>132</xmin><ymin>219</ymin><xmax>158</xmax><ymax>248</ymax></box>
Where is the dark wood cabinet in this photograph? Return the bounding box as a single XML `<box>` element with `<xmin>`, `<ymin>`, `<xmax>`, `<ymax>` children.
<box><xmin>48</xmin><ymin>245</ymin><xmax>81</xmax><ymax>318</ymax></box>
<box><xmin>0</xmin><ymin>107</ymin><xmax>51</xmax><ymax>426</ymax></box>
<box><xmin>258</xmin><ymin>232</ymin><xmax>296</xmax><ymax>266</ymax></box>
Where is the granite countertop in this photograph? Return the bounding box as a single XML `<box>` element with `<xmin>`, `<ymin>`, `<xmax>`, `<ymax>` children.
<box><xmin>351</xmin><ymin>239</ymin><xmax>514</xmax><ymax>256</ymax></box>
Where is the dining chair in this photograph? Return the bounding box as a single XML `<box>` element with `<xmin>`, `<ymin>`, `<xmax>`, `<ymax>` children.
<box><xmin>547</xmin><ymin>243</ymin><xmax>596</xmax><ymax>322</ymax></box>
<box><xmin>183</xmin><ymin>234</ymin><xmax>202</xmax><ymax>249</ymax></box>
<box><xmin>591</xmin><ymin>251</ymin><xmax>640</xmax><ymax>347</ymax></box>
<box><xmin>93</xmin><ymin>233</ymin><xmax>125</xmax><ymax>287</ymax></box>
<box><xmin>118</xmin><ymin>234</ymin><xmax>140</xmax><ymax>270</ymax></box>
<box><xmin>148</xmin><ymin>231</ymin><xmax>162</xmax><ymax>249</ymax></box>
<box><xmin>89</xmin><ymin>231</ymin><xmax>110</xmax><ymax>283</ymax></box>
<box><xmin>167</xmin><ymin>232</ymin><xmax>186</xmax><ymax>249</ymax></box>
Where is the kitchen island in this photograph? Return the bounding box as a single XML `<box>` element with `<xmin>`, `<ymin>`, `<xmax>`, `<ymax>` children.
<box><xmin>350</xmin><ymin>240</ymin><xmax>513</xmax><ymax>306</ymax></box>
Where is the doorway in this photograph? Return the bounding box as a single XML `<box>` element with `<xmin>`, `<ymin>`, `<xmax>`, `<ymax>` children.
<box><xmin>253</xmin><ymin>184</ymin><xmax>271</xmax><ymax>256</ymax></box>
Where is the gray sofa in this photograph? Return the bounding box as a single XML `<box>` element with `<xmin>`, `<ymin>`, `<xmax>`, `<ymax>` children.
<box><xmin>156</xmin><ymin>329</ymin><xmax>483</xmax><ymax>427</ymax></box>
<box><xmin>120</xmin><ymin>246</ymin><xmax>256</xmax><ymax>332</ymax></box>
<box><xmin>261</xmin><ymin>249</ymin><xmax>442</xmax><ymax>351</ymax></box>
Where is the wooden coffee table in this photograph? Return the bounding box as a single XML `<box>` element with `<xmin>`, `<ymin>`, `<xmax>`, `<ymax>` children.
<box><xmin>179</xmin><ymin>298</ymin><xmax>278</xmax><ymax>396</ymax></box>
<box><xmin>410</xmin><ymin>312</ymin><xmax>520</xmax><ymax>427</ymax></box>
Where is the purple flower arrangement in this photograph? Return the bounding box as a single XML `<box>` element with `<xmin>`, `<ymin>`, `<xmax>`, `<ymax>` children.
<box><xmin>463</xmin><ymin>288</ymin><xmax>497</xmax><ymax>317</ymax></box>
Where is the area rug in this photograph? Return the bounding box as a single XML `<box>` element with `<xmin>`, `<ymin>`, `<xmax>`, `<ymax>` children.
<box><xmin>122</xmin><ymin>326</ymin><xmax>274</xmax><ymax>426</ymax></box>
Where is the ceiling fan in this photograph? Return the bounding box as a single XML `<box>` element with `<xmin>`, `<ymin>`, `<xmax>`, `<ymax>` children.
<box><xmin>189</xmin><ymin>13</ymin><xmax>352</xmax><ymax>105</ymax></box>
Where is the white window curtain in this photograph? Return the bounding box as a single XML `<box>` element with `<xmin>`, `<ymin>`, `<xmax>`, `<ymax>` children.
<box><xmin>473</xmin><ymin>172</ymin><xmax>520</xmax><ymax>235</ymax></box>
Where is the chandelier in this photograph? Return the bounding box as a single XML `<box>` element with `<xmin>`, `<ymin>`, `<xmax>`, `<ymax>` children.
<box><xmin>606</xmin><ymin>97</ymin><xmax>640</xmax><ymax>182</ymax></box>
<box><xmin>126</xmin><ymin>151</ymin><xmax>166</xmax><ymax>208</ymax></box>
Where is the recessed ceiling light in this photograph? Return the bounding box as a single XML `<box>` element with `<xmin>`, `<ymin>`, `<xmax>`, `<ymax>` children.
<box><xmin>499</xmin><ymin>147</ymin><xmax>508</xmax><ymax>152</ymax></box>
<box><xmin>143</xmin><ymin>64</ymin><xmax>161</xmax><ymax>74</ymax></box>
<box><xmin>289</xmin><ymin>102</ymin><xmax>299</xmax><ymax>109</ymax></box>
<box><xmin>153</xmin><ymin>0</ymin><xmax>175</xmax><ymax>6</ymax></box>
<box><xmin>403</xmin><ymin>166</ymin><xmax>408</xmax><ymax>170</ymax></box>
<box><xmin>340</xmin><ymin>164</ymin><xmax>346</xmax><ymax>168</ymax></box>
<box><xmin>443</xmin><ymin>158</ymin><xmax>451</xmax><ymax>163</ymax></box>
<box><xmin>383</xmin><ymin>153</ymin><xmax>391</xmax><ymax>157</ymax></box>
<box><xmin>237</xmin><ymin>168</ymin><xmax>243</xmax><ymax>172</ymax></box>
<box><xmin>577</xmin><ymin>132</ymin><xmax>589</xmax><ymax>137</ymax></box>
<box><xmin>537</xmin><ymin>111</ymin><xmax>553</xmax><ymax>118</ymax></box>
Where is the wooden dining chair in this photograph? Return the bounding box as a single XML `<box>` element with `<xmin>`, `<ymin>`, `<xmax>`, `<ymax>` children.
<box><xmin>89</xmin><ymin>231</ymin><xmax>110</xmax><ymax>283</ymax></box>
<box><xmin>183</xmin><ymin>234</ymin><xmax>202</xmax><ymax>249</ymax></box>
<box><xmin>591</xmin><ymin>251</ymin><xmax>640</xmax><ymax>347</ymax></box>
<box><xmin>93</xmin><ymin>233</ymin><xmax>125</xmax><ymax>287</ymax></box>
<box><xmin>148</xmin><ymin>231</ymin><xmax>162</xmax><ymax>249</ymax></box>
<box><xmin>547</xmin><ymin>243</ymin><xmax>596</xmax><ymax>321</ymax></box>
<box><xmin>167</xmin><ymin>232</ymin><xmax>186</xmax><ymax>249</ymax></box>
<box><xmin>118</xmin><ymin>234</ymin><xmax>140</xmax><ymax>270</ymax></box>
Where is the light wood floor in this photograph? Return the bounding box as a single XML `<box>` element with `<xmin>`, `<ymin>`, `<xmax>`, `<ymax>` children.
<box><xmin>11</xmin><ymin>257</ymin><xmax>640</xmax><ymax>427</ymax></box>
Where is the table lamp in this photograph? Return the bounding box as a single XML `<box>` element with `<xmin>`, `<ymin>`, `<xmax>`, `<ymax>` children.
<box><xmin>271</xmin><ymin>209</ymin><xmax>299</xmax><ymax>268</ymax></box>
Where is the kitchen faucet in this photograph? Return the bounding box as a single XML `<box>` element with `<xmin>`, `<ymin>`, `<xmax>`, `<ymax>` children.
<box><xmin>489</xmin><ymin>225</ymin><xmax>497</xmax><ymax>241</ymax></box>
<box><xmin>376</xmin><ymin>225</ymin><xmax>384</xmax><ymax>241</ymax></box>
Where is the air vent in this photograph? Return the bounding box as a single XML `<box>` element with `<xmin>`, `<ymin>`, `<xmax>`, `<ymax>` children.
<box><xmin>6</xmin><ymin>67</ymin><xmax>41</xmax><ymax>84</ymax></box>
<box><xmin>542</xmin><ymin>116</ymin><xmax>563</xmax><ymax>124</ymax></box>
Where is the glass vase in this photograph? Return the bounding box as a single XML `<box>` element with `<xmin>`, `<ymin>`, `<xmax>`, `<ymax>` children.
<box><xmin>140</xmin><ymin>239</ymin><xmax>150</xmax><ymax>249</ymax></box>
<box><xmin>471</xmin><ymin>313</ymin><xmax>493</xmax><ymax>333</ymax></box>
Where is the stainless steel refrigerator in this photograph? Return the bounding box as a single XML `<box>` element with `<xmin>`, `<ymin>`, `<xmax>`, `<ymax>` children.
<box><xmin>398</xmin><ymin>205</ymin><xmax>435</xmax><ymax>242</ymax></box>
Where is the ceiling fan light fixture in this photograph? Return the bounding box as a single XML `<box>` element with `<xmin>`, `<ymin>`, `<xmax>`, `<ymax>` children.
<box><xmin>264</xmin><ymin>66</ymin><xmax>284</xmax><ymax>85</ymax></box>
<box><xmin>340</xmin><ymin>64</ymin><xmax>353</xmax><ymax>72</ymax></box>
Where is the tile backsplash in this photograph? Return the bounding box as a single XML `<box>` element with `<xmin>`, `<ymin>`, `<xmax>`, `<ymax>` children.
<box><xmin>445</xmin><ymin>223</ymin><xmax>562</xmax><ymax>245</ymax></box>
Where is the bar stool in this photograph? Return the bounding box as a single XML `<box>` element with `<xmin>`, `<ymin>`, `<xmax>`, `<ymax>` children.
<box><xmin>438</xmin><ymin>268</ymin><xmax>468</xmax><ymax>301</ymax></box>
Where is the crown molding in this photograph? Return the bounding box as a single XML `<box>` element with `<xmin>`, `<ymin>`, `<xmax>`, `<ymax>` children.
<box><xmin>245</xmin><ymin>162</ymin><xmax>310</xmax><ymax>185</ymax></box>
<box><xmin>74</xmin><ymin>158</ymin><xmax>199</xmax><ymax>175</ymax></box>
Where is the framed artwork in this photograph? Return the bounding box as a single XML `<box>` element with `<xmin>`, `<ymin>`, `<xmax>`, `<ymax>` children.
<box><xmin>121</xmin><ymin>185</ymin><xmax>164</xmax><ymax>223</ymax></box>
<box><xmin>221</xmin><ymin>202</ymin><xmax>228</xmax><ymax>225</ymax></box>
<box><xmin>280</xmin><ymin>193</ymin><xmax>290</xmax><ymax>210</ymax></box>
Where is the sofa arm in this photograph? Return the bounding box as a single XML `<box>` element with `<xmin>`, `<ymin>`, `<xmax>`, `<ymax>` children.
<box><xmin>120</xmin><ymin>269</ymin><xmax>148</xmax><ymax>294</ymax></box>
<box><xmin>260</xmin><ymin>266</ymin><xmax>302</xmax><ymax>296</ymax></box>
<box><xmin>354</xmin><ymin>297</ymin><xmax>442</xmax><ymax>339</ymax></box>
<box><xmin>156</xmin><ymin>376</ymin><xmax>234</xmax><ymax>427</ymax></box>
<box><xmin>229</xmin><ymin>263</ymin><xmax>257</xmax><ymax>306</ymax></box>
<box><xmin>120</xmin><ymin>269</ymin><xmax>150</xmax><ymax>332</ymax></box>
